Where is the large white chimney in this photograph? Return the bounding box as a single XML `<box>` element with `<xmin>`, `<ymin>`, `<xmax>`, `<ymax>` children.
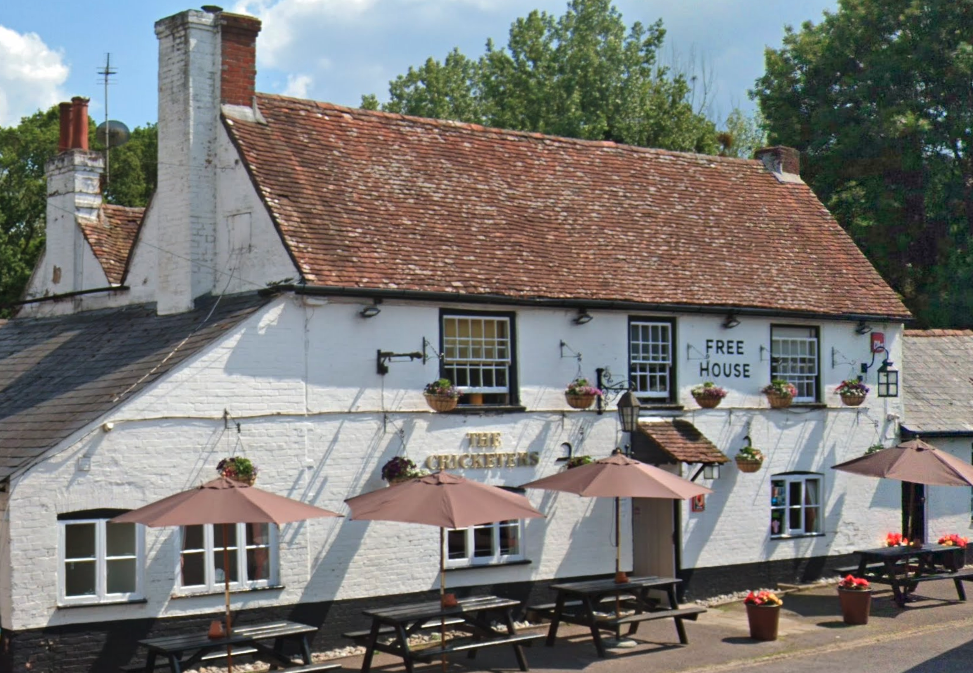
<box><xmin>152</xmin><ymin>8</ymin><xmax>261</xmax><ymax>315</ymax></box>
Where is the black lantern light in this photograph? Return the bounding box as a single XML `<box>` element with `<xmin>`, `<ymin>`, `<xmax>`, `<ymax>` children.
<box><xmin>616</xmin><ymin>390</ymin><xmax>641</xmax><ymax>434</ymax></box>
<box><xmin>877</xmin><ymin>359</ymin><xmax>899</xmax><ymax>398</ymax></box>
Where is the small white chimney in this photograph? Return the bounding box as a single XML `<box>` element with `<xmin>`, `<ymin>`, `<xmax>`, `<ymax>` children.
<box><xmin>153</xmin><ymin>7</ymin><xmax>261</xmax><ymax>315</ymax></box>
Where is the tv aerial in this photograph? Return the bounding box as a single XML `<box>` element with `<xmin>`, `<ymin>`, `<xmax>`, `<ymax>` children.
<box><xmin>96</xmin><ymin>53</ymin><xmax>130</xmax><ymax>185</ymax></box>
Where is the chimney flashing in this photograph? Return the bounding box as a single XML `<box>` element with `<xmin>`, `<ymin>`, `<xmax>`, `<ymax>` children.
<box><xmin>754</xmin><ymin>146</ymin><xmax>802</xmax><ymax>184</ymax></box>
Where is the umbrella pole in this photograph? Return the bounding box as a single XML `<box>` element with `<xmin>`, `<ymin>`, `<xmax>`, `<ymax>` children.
<box><xmin>223</xmin><ymin>522</ymin><xmax>233</xmax><ymax>673</ymax></box>
<box><xmin>614</xmin><ymin>497</ymin><xmax>622</xmax><ymax>639</ymax></box>
<box><xmin>440</xmin><ymin>527</ymin><xmax>447</xmax><ymax>673</ymax></box>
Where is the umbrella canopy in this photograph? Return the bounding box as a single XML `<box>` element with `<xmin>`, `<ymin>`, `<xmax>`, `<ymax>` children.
<box><xmin>111</xmin><ymin>476</ymin><xmax>343</xmax><ymax>526</ymax></box>
<box><xmin>344</xmin><ymin>470</ymin><xmax>544</xmax><ymax>529</ymax></box>
<box><xmin>832</xmin><ymin>438</ymin><xmax>973</xmax><ymax>487</ymax></box>
<box><xmin>112</xmin><ymin>476</ymin><xmax>342</xmax><ymax>673</ymax></box>
<box><xmin>520</xmin><ymin>452</ymin><xmax>713</xmax><ymax>499</ymax></box>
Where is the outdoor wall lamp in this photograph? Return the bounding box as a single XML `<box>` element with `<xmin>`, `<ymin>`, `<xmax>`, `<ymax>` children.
<box><xmin>877</xmin><ymin>360</ymin><xmax>899</xmax><ymax>398</ymax></box>
<box><xmin>573</xmin><ymin>308</ymin><xmax>594</xmax><ymax>325</ymax></box>
<box><xmin>359</xmin><ymin>300</ymin><xmax>382</xmax><ymax>318</ymax></box>
<box><xmin>616</xmin><ymin>390</ymin><xmax>641</xmax><ymax>434</ymax></box>
<box><xmin>703</xmin><ymin>464</ymin><xmax>721</xmax><ymax>480</ymax></box>
<box><xmin>722</xmin><ymin>313</ymin><xmax>740</xmax><ymax>329</ymax></box>
<box><xmin>855</xmin><ymin>321</ymin><xmax>873</xmax><ymax>335</ymax></box>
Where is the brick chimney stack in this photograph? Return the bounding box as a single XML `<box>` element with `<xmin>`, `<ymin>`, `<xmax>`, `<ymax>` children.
<box><xmin>219</xmin><ymin>13</ymin><xmax>261</xmax><ymax>107</ymax></box>
<box><xmin>754</xmin><ymin>146</ymin><xmax>802</xmax><ymax>183</ymax></box>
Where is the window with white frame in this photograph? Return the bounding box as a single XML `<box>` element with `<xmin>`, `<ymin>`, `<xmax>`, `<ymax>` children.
<box><xmin>442</xmin><ymin>312</ymin><xmax>514</xmax><ymax>405</ymax></box>
<box><xmin>178</xmin><ymin>523</ymin><xmax>278</xmax><ymax>592</ymax></box>
<box><xmin>446</xmin><ymin>519</ymin><xmax>524</xmax><ymax>567</ymax></box>
<box><xmin>770</xmin><ymin>473</ymin><xmax>822</xmax><ymax>537</ymax></box>
<box><xmin>770</xmin><ymin>325</ymin><xmax>819</xmax><ymax>402</ymax></box>
<box><xmin>58</xmin><ymin>510</ymin><xmax>144</xmax><ymax>605</ymax></box>
<box><xmin>629</xmin><ymin>319</ymin><xmax>674</xmax><ymax>402</ymax></box>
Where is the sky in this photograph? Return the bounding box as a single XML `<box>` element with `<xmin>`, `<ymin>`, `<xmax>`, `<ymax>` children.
<box><xmin>0</xmin><ymin>0</ymin><xmax>838</xmax><ymax>130</ymax></box>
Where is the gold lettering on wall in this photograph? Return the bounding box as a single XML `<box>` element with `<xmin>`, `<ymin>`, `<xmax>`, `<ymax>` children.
<box><xmin>425</xmin><ymin>452</ymin><xmax>540</xmax><ymax>471</ymax></box>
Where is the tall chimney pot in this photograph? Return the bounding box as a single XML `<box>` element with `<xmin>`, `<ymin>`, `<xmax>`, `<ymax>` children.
<box><xmin>58</xmin><ymin>102</ymin><xmax>73</xmax><ymax>153</ymax></box>
<box><xmin>70</xmin><ymin>97</ymin><xmax>90</xmax><ymax>151</ymax></box>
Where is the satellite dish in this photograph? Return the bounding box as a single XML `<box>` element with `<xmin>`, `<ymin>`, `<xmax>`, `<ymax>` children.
<box><xmin>96</xmin><ymin>120</ymin><xmax>131</xmax><ymax>147</ymax></box>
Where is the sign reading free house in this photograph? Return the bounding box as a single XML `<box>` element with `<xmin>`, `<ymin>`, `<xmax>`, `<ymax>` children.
<box><xmin>424</xmin><ymin>432</ymin><xmax>540</xmax><ymax>470</ymax></box>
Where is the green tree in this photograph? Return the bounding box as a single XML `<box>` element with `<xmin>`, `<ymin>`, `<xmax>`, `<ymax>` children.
<box><xmin>717</xmin><ymin>108</ymin><xmax>766</xmax><ymax>159</ymax></box>
<box><xmin>362</xmin><ymin>0</ymin><xmax>717</xmax><ymax>153</ymax></box>
<box><xmin>0</xmin><ymin>107</ymin><xmax>157</xmax><ymax>314</ymax></box>
<box><xmin>753</xmin><ymin>0</ymin><xmax>973</xmax><ymax>326</ymax></box>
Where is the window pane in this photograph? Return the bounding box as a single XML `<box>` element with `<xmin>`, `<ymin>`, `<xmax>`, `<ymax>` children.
<box><xmin>805</xmin><ymin>506</ymin><xmax>819</xmax><ymax>534</ymax></box>
<box><xmin>183</xmin><ymin>525</ymin><xmax>204</xmax><ymax>551</ymax></box>
<box><xmin>107</xmin><ymin>558</ymin><xmax>137</xmax><ymax>594</ymax></box>
<box><xmin>65</xmin><ymin>560</ymin><xmax>96</xmax><ymax>597</ymax></box>
<box><xmin>246</xmin><ymin>523</ymin><xmax>268</xmax><ymax>546</ymax></box>
<box><xmin>447</xmin><ymin>529</ymin><xmax>467</xmax><ymax>560</ymax></box>
<box><xmin>247</xmin><ymin>548</ymin><xmax>271</xmax><ymax>581</ymax></box>
<box><xmin>804</xmin><ymin>480</ymin><xmax>820</xmax><ymax>506</ymax></box>
<box><xmin>771</xmin><ymin>481</ymin><xmax>786</xmax><ymax>507</ymax></box>
<box><xmin>65</xmin><ymin>523</ymin><xmax>96</xmax><ymax>559</ymax></box>
<box><xmin>107</xmin><ymin>523</ymin><xmax>135</xmax><ymax>557</ymax></box>
<box><xmin>789</xmin><ymin>507</ymin><xmax>802</xmax><ymax>531</ymax></box>
<box><xmin>181</xmin><ymin>551</ymin><xmax>206</xmax><ymax>586</ymax></box>
<box><xmin>770</xmin><ymin>509</ymin><xmax>784</xmax><ymax>536</ymax></box>
<box><xmin>214</xmin><ymin>525</ymin><xmax>237</xmax><ymax>549</ymax></box>
<box><xmin>789</xmin><ymin>481</ymin><xmax>802</xmax><ymax>505</ymax></box>
<box><xmin>473</xmin><ymin>525</ymin><xmax>493</xmax><ymax>558</ymax></box>
<box><xmin>214</xmin><ymin>550</ymin><xmax>239</xmax><ymax>583</ymax></box>
<box><xmin>499</xmin><ymin>521</ymin><xmax>520</xmax><ymax>555</ymax></box>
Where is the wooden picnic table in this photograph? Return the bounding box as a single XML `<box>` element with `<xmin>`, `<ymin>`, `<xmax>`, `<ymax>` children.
<box><xmin>850</xmin><ymin>544</ymin><xmax>973</xmax><ymax>607</ymax></box>
<box><xmin>127</xmin><ymin>620</ymin><xmax>336</xmax><ymax>672</ymax></box>
<box><xmin>349</xmin><ymin>595</ymin><xmax>542</xmax><ymax>673</ymax></box>
<box><xmin>531</xmin><ymin>575</ymin><xmax>706</xmax><ymax>657</ymax></box>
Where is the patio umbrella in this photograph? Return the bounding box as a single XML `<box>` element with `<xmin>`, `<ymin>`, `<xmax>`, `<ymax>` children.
<box><xmin>345</xmin><ymin>470</ymin><xmax>544</xmax><ymax>667</ymax></box>
<box><xmin>833</xmin><ymin>438</ymin><xmax>973</xmax><ymax>538</ymax></box>
<box><xmin>519</xmin><ymin>451</ymin><xmax>712</xmax><ymax>579</ymax></box>
<box><xmin>112</xmin><ymin>476</ymin><xmax>342</xmax><ymax>672</ymax></box>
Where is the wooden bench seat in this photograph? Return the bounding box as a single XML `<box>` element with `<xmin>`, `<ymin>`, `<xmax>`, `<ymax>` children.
<box><xmin>526</xmin><ymin>595</ymin><xmax>645</xmax><ymax>621</ymax></box>
<box><xmin>835</xmin><ymin>563</ymin><xmax>887</xmax><ymax>575</ymax></box>
<box><xmin>342</xmin><ymin>617</ymin><xmax>467</xmax><ymax>641</ymax></box>
<box><xmin>120</xmin><ymin>647</ymin><xmax>260</xmax><ymax>672</ymax></box>
<box><xmin>410</xmin><ymin>633</ymin><xmax>544</xmax><ymax>660</ymax></box>
<box><xmin>609</xmin><ymin>606</ymin><xmax>705</xmax><ymax>626</ymax></box>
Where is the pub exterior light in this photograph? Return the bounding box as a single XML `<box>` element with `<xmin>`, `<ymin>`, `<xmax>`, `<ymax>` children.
<box><xmin>616</xmin><ymin>390</ymin><xmax>641</xmax><ymax>434</ymax></box>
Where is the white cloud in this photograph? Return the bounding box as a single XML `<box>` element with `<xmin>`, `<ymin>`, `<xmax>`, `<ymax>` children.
<box><xmin>0</xmin><ymin>25</ymin><xmax>68</xmax><ymax>126</ymax></box>
<box><xmin>282</xmin><ymin>73</ymin><xmax>313</xmax><ymax>98</ymax></box>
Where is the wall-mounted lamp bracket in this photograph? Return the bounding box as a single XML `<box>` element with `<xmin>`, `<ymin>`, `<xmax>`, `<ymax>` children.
<box><xmin>421</xmin><ymin>337</ymin><xmax>446</xmax><ymax>365</ymax></box>
<box><xmin>686</xmin><ymin>343</ymin><xmax>709</xmax><ymax>361</ymax></box>
<box><xmin>559</xmin><ymin>340</ymin><xmax>583</xmax><ymax>362</ymax></box>
<box><xmin>595</xmin><ymin>366</ymin><xmax>635</xmax><ymax>415</ymax></box>
<box><xmin>831</xmin><ymin>347</ymin><xmax>857</xmax><ymax>369</ymax></box>
<box><xmin>377</xmin><ymin>349</ymin><xmax>424</xmax><ymax>375</ymax></box>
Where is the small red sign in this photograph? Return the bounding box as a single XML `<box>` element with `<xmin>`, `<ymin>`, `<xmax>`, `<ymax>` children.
<box><xmin>871</xmin><ymin>332</ymin><xmax>885</xmax><ymax>353</ymax></box>
<box><xmin>691</xmin><ymin>494</ymin><xmax>705</xmax><ymax>512</ymax></box>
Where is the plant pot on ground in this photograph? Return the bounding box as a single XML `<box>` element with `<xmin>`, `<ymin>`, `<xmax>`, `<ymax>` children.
<box><xmin>744</xmin><ymin>591</ymin><xmax>782</xmax><ymax>641</ymax></box>
<box><xmin>837</xmin><ymin>575</ymin><xmax>872</xmax><ymax>625</ymax></box>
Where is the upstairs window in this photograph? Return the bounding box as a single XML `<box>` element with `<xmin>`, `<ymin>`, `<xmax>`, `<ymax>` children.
<box><xmin>771</xmin><ymin>325</ymin><xmax>819</xmax><ymax>402</ymax></box>
<box><xmin>178</xmin><ymin>523</ymin><xmax>278</xmax><ymax>593</ymax></box>
<box><xmin>442</xmin><ymin>312</ymin><xmax>516</xmax><ymax>405</ymax></box>
<box><xmin>58</xmin><ymin>510</ymin><xmax>144</xmax><ymax>605</ymax></box>
<box><xmin>771</xmin><ymin>473</ymin><xmax>822</xmax><ymax>537</ymax></box>
<box><xmin>630</xmin><ymin>319</ymin><xmax>674</xmax><ymax>402</ymax></box>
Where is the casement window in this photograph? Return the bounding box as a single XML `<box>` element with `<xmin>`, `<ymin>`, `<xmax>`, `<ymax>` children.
<box><xmin>446</xmin><ymin>519</ymin><xmax>524</xmax><ymax>567</ymax></box>
<box><xmin>770</xmin><ymin>325</ymin><xmax>820</xmax><ymax>402</ymax></box>
<box><xmin>58</xmin><ymin>510</ymin><xmax>144</xmax><ymax>605</ymax></box>
<box><xmin>442</xmin><ymin>312</ymin><xmax>515</xmax><ymax>405</ymax></box>
<box><xmin>770</xmin><ymin>473</ymin><xmax>823</xmax><ymax>537</ymax></box>
<box><xmin>629</xmin><ymin>319</ymin><xmax>674</xmax><ymax>402</ymax></box>
<box><xmin>178</xmin><ymin>523</ymin><xmax>278</xmax><ymax>592</ymax></box>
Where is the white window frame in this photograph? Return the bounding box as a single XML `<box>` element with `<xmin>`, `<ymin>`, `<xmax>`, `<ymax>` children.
<box><xmin>177</xmin><ymin>523</ymin><xmax>279</xmax><ymax>594</ymax></box>
<box><xmin>58</xmin><ymin>517</ymin><xmax>145</xmax><ymax>606</ymax></box>
<box><xmin>770</xmin><ymin>473</ymin><xmax>823</xmax><ymax>537</ymax></box>
<box><xmin>445</xmin><ymin>519</ymin><xmax>525</xmax><ymax>568</ymax></box>
<box><xmin>770</xmin><ymin>325</ymin><xmax>819</xmax><ymax>402</ymax></box>
<box><xmin>630</xmin><ymin>320</ymin><xmax>674</xmax><ymax>401</ymax></box>
<box><xmin>442</xmin><ymin>313</ymin><xmax>513</xmax><ymax>401</ymax></box>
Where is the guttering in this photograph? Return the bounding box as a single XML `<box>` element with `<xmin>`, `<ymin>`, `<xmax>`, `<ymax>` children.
<box><xmin>260</xmin><ymin>283</ymin><xmax>911</xmax><ymax>324</ymax></box>
<box><xmin>900</xmin><ymin>426</ymin><xmax>973</xmax><ymax>439</ymax></box>
<box><xmin>5</xmin><ymin>285</ymin><xmax>130</xmax><ymax>309</ymax></box>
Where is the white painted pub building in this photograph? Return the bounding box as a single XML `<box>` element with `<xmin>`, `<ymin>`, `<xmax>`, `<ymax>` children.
<box><xmin>0</xmin><ymin>8</ymin><xmax>927</xmax><ymax>671</ymax></box>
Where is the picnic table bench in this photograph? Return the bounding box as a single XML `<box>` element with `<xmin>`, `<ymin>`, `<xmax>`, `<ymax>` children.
<box><xmin>531</xmin><ymin>576</ymin><xmax>705</xmax><ymax>657</ymax></box>
<box><xmin>850</xmin><ymin>545</ymin><xmax>973</xmax><ymax>606</ymax></box>
<box><xmin>122</xmin><ymin>620</ymin><xmax>336</xmax><ymax>672</ymax></box>
<box><xmin>352</xmin><ymin>595</ymin><xmax>542</xmax><ymax>673</ymax></box>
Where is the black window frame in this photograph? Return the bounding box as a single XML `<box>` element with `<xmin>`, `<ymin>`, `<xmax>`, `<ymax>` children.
<box><xmin>439</xmin><ymin>308</ymin><xmax>519</xmax><ymax>407</ymax></box>
<box><xmin>628</xmin><ymin>316</ymin><xmax>676</xmax><ymax>404</ymax></box>
<box><xmin>769</xmin><ymin>324</ymin><xmax>821</xmax><ymax>403</ymax></box>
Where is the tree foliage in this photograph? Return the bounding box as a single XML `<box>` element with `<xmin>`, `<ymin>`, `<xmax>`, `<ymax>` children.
<box><xmin>753</xmin><ymin>0</ymin><xmax>973</xmax><ymax>326</ymax></box>
<box><xmin>0</xmin><ymin>106</ymin><xmax>156</xmax><ymax>314</ymax></box>
<box><xmin>362</xmin><ymin>0</ymin><xmax>718</xmax><ymax>154</ymax></box>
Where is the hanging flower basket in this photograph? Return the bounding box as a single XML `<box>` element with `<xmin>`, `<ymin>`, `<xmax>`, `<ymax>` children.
<box><xmin>381</xmin><ymin>456</ymin><xmax>426</xmax><ymax>485</ymax></box>
<box><xmin>691</xmin><ymin>382</ymin><xmax>727</xmax><ymax>409</ymax></box>
<box><xmin>836</xmin><ymin>379</ymin><xmax>869</xmax><ymax>407</ymax></box>
<box><xmin>564</xmin><ymin>378</ymin><xmax>603</xmax><ymax>409</ymax></box>
<box><xmin>735</xmin><ymin>446</ymin><xmax>764</xmax><ymax>473</ymax></box>
<box><xmin>423</xmin><ymin>378</ymin><xmax>460</xmax><ymax>412</ymax></box>
<box><xmin>762</xmin><ymin>380</ymin><xmax>797</xmax><ymax>408</ymax></box>
<box><xmin>840</xmin><ymin>393</ymin><xmax>866</xmax><ymax>407</ymax></box>
<box><xmin>217</xmin><ymin>456</ymin><xmax>257</xmax><ymax>485</ymax></box>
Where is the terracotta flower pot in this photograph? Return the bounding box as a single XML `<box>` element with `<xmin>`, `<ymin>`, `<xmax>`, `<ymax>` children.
<box><xmin>943</xmin><ymin>546</ymin><xmax>967</xmax><ymax>571</ymax></box>
<box><xmin>693</xmin><ymin>395</ymin><xmax>722</xmax><ymax>409</ymax></box>
<box><xmin>840</xmin><ymin>393</ymin><xmax>866</xmax><ymax>407</ymax></box>
<box><xmin>565</xmin><ymin>393</ymin><xmax>595</xmax><ymax>409</ymax></box>
<box><xmin>425</xmin><ymin>393</ymin><xmax>458</xmax><ymax>412</ymax></box>
<box><xmin>735</xmin><ymin>457</ymin><xmax>763</xmax><ymax>473</ymax></box>
<box><xmin>745</xmin><ymin>603</ymin><xmax>780</xmax><ymax>641</ymax></box>
<box><xmin>222</xmin><ymin>472</ymin><xmax>256</xmax><ymax>486</ymax></box>
<box><xmin>765</xmin><ymin>392</ymin><xmax>793</xmax><ymax>409</ymax></box>
<box><xmin>838</xmin><ymin>588</ymin><xmax>872</xmax><ymax>625</ymax></box>
<box><xmin>441</xmin><ymin>593</ymin><xmax>458</xmax><ymax>608</ymax></box>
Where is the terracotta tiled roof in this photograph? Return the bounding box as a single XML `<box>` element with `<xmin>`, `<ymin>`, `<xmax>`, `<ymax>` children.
<box><xmin>77</xmin><ymin>204</ymin><xmax>143</xmax><ymax>285</ymax></box>
<box><xmin>0</xmin><ymin>293</ymin><xmax>269</xmax><ymax>482</ymax></box>
<box><xmin>224</xmin><ymin>95</ymin><xmax>910</xmax><ymax>319</ymax></box>
<box><xmin>633</xmin><ymin>419</ymin><xmax>728</xmax><ymax>465</ymax></box>
<box><xmin>902</xmin><ymin>331</ymin><xmax>973</xmax><ymax>434</ymax></box>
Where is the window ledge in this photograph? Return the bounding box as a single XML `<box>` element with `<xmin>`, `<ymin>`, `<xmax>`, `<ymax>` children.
<box><xmin>770</xmin><ymin>533</ymin><xmax>826</xmax><ymax>540</ymax></box>
<box><xmin>788</xmin><ymin>403</ymin><xmax>827</xmax><ymax>409</ymax></box>
<box><xmin>449</xmin><ymin>405</ymin><xmax>527</xmax><ymax>415</ymax></box>
<box><xmin>57</xmin><ymin>598</ymin><xmax>148</xmax><ymax>610</ymax></box>
<box><xmin>445</xmin><ymin>559</ymin><xmax>532</xmax><ymax>572</ymax></box>
<box><xmin>171</xmin><ymin>584</ymin><xmax>284</xmax><ymax>600</ymax></box>
<box><xmin>640</xmin><ymin>404</ymin><xmax>684</xmax><ymax>411</ymax></box>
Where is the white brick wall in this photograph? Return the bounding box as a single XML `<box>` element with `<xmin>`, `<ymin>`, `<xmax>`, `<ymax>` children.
<box><xmin>4</xmin><ymin>297</ymin><xmax>910</xmax><ymax>630</ymax></box>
